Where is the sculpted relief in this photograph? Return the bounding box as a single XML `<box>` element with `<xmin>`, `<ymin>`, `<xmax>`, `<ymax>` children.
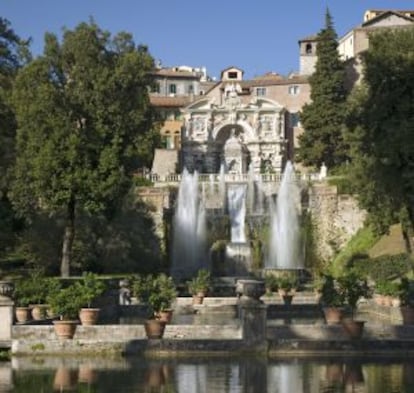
<box><xmin>182</xmin><ymin>97</ymin><xmax>286</xmax><ymax>174</ymax></box>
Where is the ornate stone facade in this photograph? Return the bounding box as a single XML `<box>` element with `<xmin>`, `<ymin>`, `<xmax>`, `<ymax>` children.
<box><xmin>181</xmin><ymin>86</ymin><xmax>286</xmax><ymax>175</ymax></box>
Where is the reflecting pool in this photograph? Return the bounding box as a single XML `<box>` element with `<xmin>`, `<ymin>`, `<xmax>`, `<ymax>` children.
<box><xmin>4</xmin><ymin>355</ymin><xmax>414</xmax><ymax>392</ymax></box>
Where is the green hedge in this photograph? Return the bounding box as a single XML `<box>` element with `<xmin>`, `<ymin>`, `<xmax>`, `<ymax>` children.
<box><xmin>351</xmin><ymin>253</ymin><xmax>413</xmax><ymax>282</ymax></box>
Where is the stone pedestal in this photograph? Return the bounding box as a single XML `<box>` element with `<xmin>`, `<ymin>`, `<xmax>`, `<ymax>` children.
<box><xmin>236</xmin><ymin>279</ymin><xmax>267</xmax><ymax>351</ymax></box>
<box><xmin>0</xmin><ymin>281</ymin><xmax>14</xmax><ymax>341</ymax></box>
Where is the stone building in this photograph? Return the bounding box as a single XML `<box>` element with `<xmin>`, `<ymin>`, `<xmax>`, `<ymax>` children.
<box><xmin>150</xmin><ymin>9</ymin><xmax>414</xmax><ymax>177</ymax></box>
<box><xmin>338</xmin><ymin>9</ymin><xmax>414</xmax><ymax>87</ymax></box>
<box><xmin>151</xmin><ymin>66</ymin><xmax>310</xmax><ymax>176</ymax></box>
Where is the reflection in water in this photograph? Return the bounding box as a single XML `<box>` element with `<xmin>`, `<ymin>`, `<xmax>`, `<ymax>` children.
<box><xmin>176</xmin><ymin>364</ymin><xmax>207</xmax><ymax>393</ymax></box>
<box><xmin>8</xmin><ymin>356</ymin><xmax>414</xmax><ymax>392</ymax></box>
<box><xmin>268</xmin><ymin>363</ymin><xmax>302</xmax><ymax>393</ymax></box>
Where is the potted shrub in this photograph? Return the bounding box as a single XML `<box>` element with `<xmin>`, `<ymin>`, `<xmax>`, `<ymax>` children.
<box><xmin>276</xmin><ymin>272</ymin><xmax>298</xmax><ymax>305</ymax></box>
<box><xmin>337</xmin><ymin>271</ymin><xmax>371</xmax><ymax>338</ymax></box>
<box><xmin>48</xmin><ymin>283</ymin><xmax>84</xmax><ymax>339</ymax></box>
<box><xmin>13</xmin><ymin>279</ymin><xmax>33</xmax><ymax>323</ymax></box>
<box><xmin>76</xmin><ymin>272</ymin><xmax>106</xmax><ymax>326</ymax></box>
<box><xmin>264</xmin><ymin>274</ymin><xmax>278</xmax><ymax>296</ymax></box>
<box><xmin>320</xmin><ymin>274</ymin><xmax>346</xmax><ymax>324</ymax></box>
<box><xmin>145</xmin><ymin>274</ymin><xmax>177</xmax><ymax>338</ymax></box>
<box><xmin>13</xmin><ymin>270</ymin><xmax>56</xmax><ymax>321</ymax></box>
<box><xmin>375</xmin><ymin>279</ymin><xmax>399</xmax><ymax>307</ymax></box>
<box><xmin>132</xmin><ymin>274</ymin><xmax>153</xmax><ymax>304</ymax></box>
<box><xmin>398</xmin><ymin>278</ymin><xmax>414</xmax><ymax>324</ymax></box>
<box><xmin>188</xmin><ymin>269</ymin><xmax>211</xmax><ymax>305</ymax></box>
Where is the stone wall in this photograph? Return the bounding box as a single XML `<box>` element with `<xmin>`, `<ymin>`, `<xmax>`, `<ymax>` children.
<box><xmin>308</xmin><ymin>183</ymin><xmax>366</xmax><ymax>262</ymax></box>
<box><xmin>138</xmin><ymin>180</ymin><xmax>366</xmax><ymax>268</ymax></box>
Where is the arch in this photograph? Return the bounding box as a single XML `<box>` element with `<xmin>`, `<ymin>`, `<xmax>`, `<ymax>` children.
<box><xmin>212</xmin><ymin>120</ymin><xmax>255</xmax><ymax>142</ymax></box>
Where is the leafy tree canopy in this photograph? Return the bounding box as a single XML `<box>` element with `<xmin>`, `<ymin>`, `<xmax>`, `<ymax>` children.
<box><xmin>10</xmin><ymin>20</ymin><xmax>160</xmax><ymax>275</ymax></box>
<box><xmin>0</xmin><ymin>18</ymin><xmax>30</xmax><ymax>257</ymax></box>
<box><xmin>345</xmin><ymin>27</ymin><xmax>414</xmax><ymax>241</ymax></box>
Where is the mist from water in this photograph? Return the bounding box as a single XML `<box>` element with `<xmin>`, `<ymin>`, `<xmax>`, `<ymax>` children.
<box><xmin>266</xmin><ymin>161</ymin><xmax>303</xmax><ymax>269</ymax></box>
<box><xmin>171</xmin><ymin>169</ymin><xmax>206</xmax><ymax>277</ymax></box>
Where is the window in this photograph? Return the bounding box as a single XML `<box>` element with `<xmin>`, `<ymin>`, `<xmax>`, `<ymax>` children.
<box><xmin>228</xmin><ymin>71</ymin><xmax>238</xmax><ymax>79</ymax></box>
<box><xmin>305</xmin><ymin>43</ymin><xmax>312</xmax><ymax>54</ymax></box>
<box><xmin>164</xmin><ymin>131</ymin><xmax>172</xmax><ymax>149</ymax></box>
<box><xmin>290</xmin><ymin>112</ymin><xmax>300</xmax><ymax>127</ymax></box>
<box><xmin>188</xmin><ymin>84</ymin><xmax>194</xmax><ymax>94</ymax></box>
<box><xmin>288</xmin><ymin>85</ymin><xmax>300</xmax><ymax>95</ymax></box>
<box><xmin>256</xmin><ymin>87</ymin><xmax>266</xmax><ymax>96</ymax></box>
<box><xmin>151</xmin><ymin>83</ymin><xmax>160</xmax><ymax>93</ymax></box>
<box><xmin>169</xmin><ymin>84</ymin><xmax>176</xmax><ymax>94</ymax></box>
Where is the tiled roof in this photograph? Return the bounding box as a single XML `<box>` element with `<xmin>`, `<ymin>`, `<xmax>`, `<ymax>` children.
<box><xmin>152</xmin><ymin>69</ymin><xmax>200</xmax><ymax>78</ymax></box>
<box><xmin>298</xmin><ymin>34</ymin><xmax>319</xmax><ymax>42</ymax></box>
<box><xmin>252</xmin><ymin>72</ymin><xmax>283</xmax><ymax>80</ymax></box>
<box><xmin>362</xmin><ymin>10</ymin><xmax>414</xmax><ymax>27</ymax></box>
<box><xmin>150</xmin><ymin>95</ymin><xmax>193</xmax><ymax>107</ymax></box>
<box><xmin>241</xmin><ymin>75</ymin><xmax>309</xmax><ymax>87</ymax></box>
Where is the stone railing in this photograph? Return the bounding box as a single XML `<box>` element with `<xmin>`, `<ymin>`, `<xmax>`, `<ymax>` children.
<box><xmin>146</xmin><ymin>172</ymin><xmax>324</xmax><ymax>185</ymax></box>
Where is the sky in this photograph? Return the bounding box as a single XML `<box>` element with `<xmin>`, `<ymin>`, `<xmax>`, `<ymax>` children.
<box><xmin>2</xmin><ymin>0</ymin><xmax>414</xmax><ymax>80</ymax></box>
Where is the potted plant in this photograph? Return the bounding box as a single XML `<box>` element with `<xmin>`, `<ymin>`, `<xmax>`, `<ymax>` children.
<box><xmin>375</xmin><ymin>279</ymin><xmax>399</xmax><ymax>307</ymax></box>
<box><xmin>76</xmin><ymin>272</ymin><xmax>106</xmax><ymax>326</ymax></box>
<box><xmin>337</xmin><ymin>271</ymin><xmax>371</xmax><ymax>338</ymax></box>
<box><xmin>398</xmin><ymin>278</ymin><xmax>414</xmax><ymax>324</ymax></box>
<box><xmin>13</xmin><ymin>279</ymin><xmax>33</xmax><ymax>323</ymax></box>
<box><xmin>13</xmin><ymin>270</ymin><xmax>57</xmax><ymax>321</ymax></box>
<box><xmin>187</xmin><ymin>269</ymin><xmax>211</xmax><ymax>305</ymax></box>
<box><xmin>145</xmin><ymin>274</ymin><xmax>177</xmax><ymax>338</ymax></box>
<box><xmin>277</xmin><ymin>272</ymin><xmax>298</xmax><ymax>305</ymax></box>
<box><xmin>320</xmin><ymin>274</ymin><xmax>346</xmax><ymax>324</ymax></box>
<box><xmin>47</xmin><ymin>283</ymin><xmax>84</xmax><ymax>339</ymax></box>
<box><xmin>264</xmin><ymin>274</ymin><xmax>278</xmax><ymax>296</ymax></box>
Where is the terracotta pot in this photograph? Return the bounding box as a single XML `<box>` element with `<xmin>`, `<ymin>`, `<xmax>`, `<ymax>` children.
<box><xmin>401</xmin><ymin>306</ymin><xmax>414</xmax><ymax>325</ymax></box>
<box><xmin>31</xmin><ymin>304</ymin><xmax>49</xmax><ymax>320</ymax></box>
<box><xmin>342</xmin><ymin>318</ymin><xmax>365</xmax><ymax>339</ymax></box>
<box><xmin>323</xmin><ymin>307</ymin><xmax>344</xmax><ymax>324</ymax></box>
<box><xmin>145</xmin><ymin>366</ymin><xmax>165</xmax><ymax>388</ymax></box>
<box><xmin>79</xmin><ymin>308</ymin><xmax>100</xmax><ymax>326</ymax></box>
<box><xmin>78</xmin><ymin>365</ymin><xmax>97</xmax><ymax>384</ymax></box>
<box><xmin>53</xmin><ymin>366</ymin><xmax>78</xmax><ymax>391</ymax></box>
<box><xmin>192</xmin><ymin>294</ymin><xmax>204</xmax><ymax>305</ymax></box>
<box><xmin>15</xmin><ymin>307</ymin><xmax>31</xmax><ymax>323</ymax></box>
<box><xmin>144</xmin><ymin>319</ymin><xmax>166</xmax><ymax>339</ymax></box>
<box><xmin>157</xmin><ymin>309</ymin><xmax>173</xmax><ymax>323</ymax></box>
<box><xmin>53</xmin><ymin>320</ymin><xmax>78</xmax><ymax>340</ymax></box>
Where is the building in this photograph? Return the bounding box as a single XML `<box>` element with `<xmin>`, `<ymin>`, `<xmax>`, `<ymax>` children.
<box><xmin>150</xmin><ymin>9</ymin><xmax>414</xmax><ymax>177</ymax></box>
<box><xmin>179</xmin><ymin>67</ymin><xmax>310</xmax><ymax>175</ymax></box>
<box><xmin>338</xmin><ymin>9</ymin><xmax>414</xmax><ymax>86</ymax></box>
<box><xmin>150</xmin><ymin>64</ymin><xmax>310</xmax><ymax>176</ymax></box>
<box><xmin>149</xmin><ymin>65</ymin><xmax>215</xmax><ymax>150</ymax></box>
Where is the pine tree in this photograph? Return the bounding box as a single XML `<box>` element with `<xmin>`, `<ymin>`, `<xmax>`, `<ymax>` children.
<box><xmin>298</xmin><ymin>9</ymin><xmax>348</xmax><ymax>169</ymax></box>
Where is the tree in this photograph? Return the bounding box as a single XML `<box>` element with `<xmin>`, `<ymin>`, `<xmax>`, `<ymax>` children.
<box><xmin>298</xmin><ymin>9</ymin><xmax>348</xmax><ymax>169</ymax></box>
<box><xmin>0</xmin><ymin>18</ymin><xmax>30</xmax><ymax>257</ymax></box>
<box><xmin>10</xmin><ymin>21</ymin><xmax>159</xmax><ymax>276</ymax></box>
<box><xmin>345</xmin><ymin>27</ymin><xmax>414</xmax><ymax>248</ymax></box>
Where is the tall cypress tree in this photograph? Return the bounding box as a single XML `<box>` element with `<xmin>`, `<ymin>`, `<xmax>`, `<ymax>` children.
<box><xmin>298</xmin><ymin>9</ymin><xmax>348</xmax><ymax>169</ymax></box>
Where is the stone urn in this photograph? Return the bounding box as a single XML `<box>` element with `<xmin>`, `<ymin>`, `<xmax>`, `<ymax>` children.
<box><xmin>236</xmin><ymin>279</ymin><xmax>265</xmax><ymax>305</ymax></box>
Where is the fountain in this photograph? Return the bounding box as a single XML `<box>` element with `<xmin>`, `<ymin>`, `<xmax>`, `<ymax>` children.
<box><xmin>171</xmin><ymin>169</ymin><xmax>206</xmax><ymax>278</ymax></box>
<box><xmin>225</xmin><ymin>183</ymin><xmax>252</xmax><ymax>275</ymax></box>
<box><xmin>266</xmin><ymin>161</ymin><xmax>303</xmax><ymax>270</ymax></box>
